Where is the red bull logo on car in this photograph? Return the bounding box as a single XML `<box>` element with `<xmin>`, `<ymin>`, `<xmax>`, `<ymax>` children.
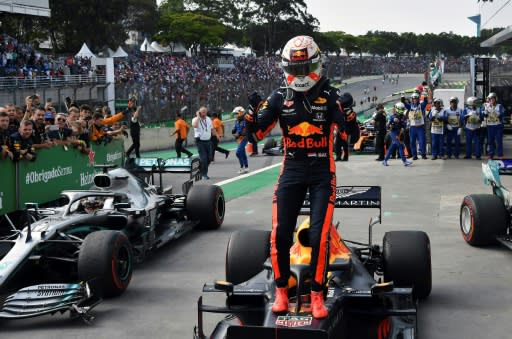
<box><xmin>288</xmin><ymin>122</ymin><xmax>323</xmax><ymax>137</ymax></box>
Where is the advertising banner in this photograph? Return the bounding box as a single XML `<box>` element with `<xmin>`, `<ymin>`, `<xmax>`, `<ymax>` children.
<box><xmin>16</xmin><ymin>140</ymin><xmax>124</xmax><ymax>210</ymax></box>
<box><xmin>0</xmin><ymin>160</ymin><xmax>16</xmax><ymax>215</ymax></box>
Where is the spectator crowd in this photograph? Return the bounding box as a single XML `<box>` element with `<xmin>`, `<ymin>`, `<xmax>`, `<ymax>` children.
<box><xmin>0</xmin><ymin>94</ymin><xmax>133</xmax><ymax>163</ymax></box>
<box><xmin>0</xmin><ymin>34</ymin><xmax>97</xmax><ymax>79</ymax></box>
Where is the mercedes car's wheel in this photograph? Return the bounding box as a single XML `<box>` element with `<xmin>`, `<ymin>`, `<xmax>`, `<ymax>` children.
<box><xmin>78</xmin><ymin>230</ymin><xmax>133</xmax><ymax>298</ymax></box>
<box><xmin>226</xmin><ymin>230</ymin><xmax>270</xmax><ymax>285</ymax></box>
<box><xmin>187</xmin><ymin>185</ymin><xmax>225</xmax><ymax>230</ymax></box>
<box><xmin>263</xmin><ymin>138</ymin><xmax>276</xmax><ymax>150</ymax></box>
<box><xmin>383</xmin><ymin>230</ymin><xmax>432</xmax><ymax>299</ymax></box>
<box><xmin>460</xmin><ymin>194</ymin><xmax>508</xmax><ymax>246</ymax></box>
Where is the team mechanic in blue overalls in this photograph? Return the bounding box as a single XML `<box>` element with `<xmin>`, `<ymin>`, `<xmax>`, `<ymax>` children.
<box><xmin>245</xmin><ymin>35</ymin><xmax>356</xmax><ymax>319</ymax></box>
<box><xmin>382</xmin><ymin>102</ymin><xmax>413</xmax><ymax>167</ymax></box>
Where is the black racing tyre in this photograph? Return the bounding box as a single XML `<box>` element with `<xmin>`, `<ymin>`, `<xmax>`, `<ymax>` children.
<box><xmin>263</xmin><ymin>138</ymin><xmax>276</xmax><ymax>150</ymax></box>
<box><xmin>186</xmin><ymin>185</ymin><xmax>225</xmax><ymax>230</ymax></box>
<box><xmin>460</xmin><ymin>194</ymin><xmax>508</xmax><ymax>246</ymax></box>
<box><xmin>226</xmin><ymin>230</ymin><xmax>271</xmax><ymax>285</ymax></box>
<box><xmin>78</xmin><ymin>230</ymin><xmax>133</xmax><ymax>298</ymax></box>
<box><xmin>383</xmin><ymin>231</ymin><xmax>432</xmax><ymax>299</ymax></box>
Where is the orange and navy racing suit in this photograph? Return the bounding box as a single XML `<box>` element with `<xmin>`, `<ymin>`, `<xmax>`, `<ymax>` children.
<box><xmin>249</xmin><ymin>77</ymin><xmax>352</xmax><ymax>292</ymax></box>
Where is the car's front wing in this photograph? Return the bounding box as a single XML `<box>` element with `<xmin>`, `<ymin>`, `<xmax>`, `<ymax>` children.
<box><xmin>0</xmin><ymin>282</ymin><xmax>100</xmax><ymax>322</ymax></box>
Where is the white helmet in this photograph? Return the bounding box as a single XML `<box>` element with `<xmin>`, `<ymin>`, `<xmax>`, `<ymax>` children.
<box><xmin>487</xmin><ymin>92</ymin><xmax>497</xmax><ymax>100</ymax></box>
<box><xmin>232</xmin><ymin>106</ymin><xmax>245</xmax><ymax>114</ymax></box>
<box><xmin>449</xmin><ymin>96</ymin><xmax>459</xmax><ymax>104</ymax></box>
<box><xmin>281</xmin><ymin>35</ymin><xmax>322</xmax><ymax>92</ymax></box>
<box><xmin>394</xmin><ymin>102</ymin><xmax>405</xmax><ymax>114</ymax></box>
<box><xmin>411</xmin><ymin>93</ymin><xmax>420</xmax><ymax>100</ymax></box>
<box><xmin>466</xmin><ymin>96</ymin><xmax>478</xmax><ymax>107</ymax></box>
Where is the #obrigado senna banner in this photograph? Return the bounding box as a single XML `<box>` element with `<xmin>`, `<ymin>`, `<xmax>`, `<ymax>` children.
<box><xmin>0</xmin><ymin>139</ymin><xmax>124</xmax><ymax>214</ymax></box>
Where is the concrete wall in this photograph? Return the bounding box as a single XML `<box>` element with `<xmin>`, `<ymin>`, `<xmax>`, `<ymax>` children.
<box><xmin>123</xmin><ymin>119</ymin><xmax>283</xmax><ymax>152</ymax></box>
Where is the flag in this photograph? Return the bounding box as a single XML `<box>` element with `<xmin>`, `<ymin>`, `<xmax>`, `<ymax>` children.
<box><xmin>468</xmin><ymin>14</ymin><xmax>481</xmax><ymax>37</ymax></box>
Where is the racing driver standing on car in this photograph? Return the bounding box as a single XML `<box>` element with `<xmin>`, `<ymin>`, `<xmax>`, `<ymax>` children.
<box><xmin>245</xmin><ymin>35</ymin><xmax>356</xmax><ymax>319</ymax></box>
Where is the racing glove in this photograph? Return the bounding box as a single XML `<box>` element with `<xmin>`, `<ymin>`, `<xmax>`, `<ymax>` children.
<box><xmin>457</xmin><ymin>128</ymin><xmax>462</xmax><ymax>136</ymax></box>
<box><xmin>447</xmin><ymin>124</ymin><xmax>452</xmax><ymax>131</ymax></box>
<box><xmin>244</xmin><ymin>112</ymin><xmax>256</xmax><ymax>134</ymax></box>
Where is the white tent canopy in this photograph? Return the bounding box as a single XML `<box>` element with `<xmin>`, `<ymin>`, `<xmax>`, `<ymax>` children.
<box><xmin>222</xmin><ymin>43</ymin><xmax>255</xmax><ymax>57</ymax></box>
<box><xmin>150</xmin><ymin>41</ymin><xmax>171</xmax><ymax>53</ymax></box>
<box><xmin>169</xmin><ymin>42</ymin><xmax>190</xmax><ymax>56</ymax></box>
<box><xmin>112</xmin><ymin>46</ymin><xmax>128</xmax><ymax>57</ymax></box>
<box><xmin>75</xmin><ymin>43</ymin><xmax>96</xmax><ymax>58</ymax></box>
<box><xmin>140</xmin><ymin>38</ymin><xmax>158</xmax><ymax>52</ymax></box>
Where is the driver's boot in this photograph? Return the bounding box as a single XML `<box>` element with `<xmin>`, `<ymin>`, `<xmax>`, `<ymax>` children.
<box><xmin>271</xmin><ymin>287</ymin><xmax>288</xmax><ymax>313</ymax></box>
<box><xmin>311</xmin><ymin>290</ymin><xmax>328</xmax><ymax>318</ymax></box>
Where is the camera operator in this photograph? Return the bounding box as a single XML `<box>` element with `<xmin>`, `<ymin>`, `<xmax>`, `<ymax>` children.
<box><xmin>126</xmin><ymin>105</ymin><xmax>142</xmax><ymax>158</ymax></box>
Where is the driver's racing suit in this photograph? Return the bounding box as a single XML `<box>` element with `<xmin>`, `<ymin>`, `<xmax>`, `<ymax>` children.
<box><xmin>249</xmin><ymin>77</ymin><xmax>351</xmax><ymax>291</ymax></box>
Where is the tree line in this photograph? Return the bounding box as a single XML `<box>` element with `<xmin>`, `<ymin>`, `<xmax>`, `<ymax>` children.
<box><xmin>0</xmin><ymin>0</ymin><xmax>510</xmax><ymax>57</ymax></box>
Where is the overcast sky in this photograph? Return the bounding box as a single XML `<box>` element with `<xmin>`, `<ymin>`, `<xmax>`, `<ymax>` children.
<box><xmin>303</xmin><ymin>0</ymin><xmax>512</xmax><ymax>37</ymax></box>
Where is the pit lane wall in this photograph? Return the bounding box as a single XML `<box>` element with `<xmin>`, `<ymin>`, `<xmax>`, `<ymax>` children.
<box><xmin>125</xmin><ymin>119</ymin><xmax>282</xmax><ymax>152</ymax></box>
<box><xmin>0</xmin><ymin>139</ymin><xmax>124</xmax><ymax>216</ymax></box>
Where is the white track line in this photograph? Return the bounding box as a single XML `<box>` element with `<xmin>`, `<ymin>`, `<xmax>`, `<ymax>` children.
<box><xmin>216</xmin><ymin>162</ymin><xmax>282</xmax><ymax>186</ymax></box>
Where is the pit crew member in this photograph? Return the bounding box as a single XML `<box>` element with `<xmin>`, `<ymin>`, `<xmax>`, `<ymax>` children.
<box><xmin>483</xmin><ymin>92</ymin><xmax>505</xmax><ymax>159</ymax></box>
<box><xmin>404</xmin><ymin>92</ymin><xmax>427</xmax><ymax>159</ymax></box>
<box><xmin>428</xmin><ymin>98</ymin><xmax>446</xmax><ymax>160</ymax></box>
<box><xmin>444</xmin><ymin>97</ymin><xmax>462</xmax><ymax>159</ymax></box>
<box><xmin>462</xmin><ymin>96</ymin><xmax>483</xmax><ymax>159</ymax></box>
<box><xmin>382</xmin><ymin>102</ymin><xmax>412</xmax><ymax>167</ymax></box>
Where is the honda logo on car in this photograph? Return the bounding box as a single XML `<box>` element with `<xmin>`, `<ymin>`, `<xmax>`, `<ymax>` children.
<box><xmin>275</xmin><ymin>315</ymin><xmax>312</xmax><ymax>327</ymax></box>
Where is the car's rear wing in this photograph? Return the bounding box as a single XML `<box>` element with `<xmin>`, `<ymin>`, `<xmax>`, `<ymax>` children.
<box><xmin>301</xmin><ymin>186</ymin><xmax>381</xmax><ymax>220</ymax></box>
<box><xmin>131</xmin><ymin>157</ymin><xmax>200</xmax><ymax>176</ymax></box>
<box><xmin>127</xmin><ymin>157</ymin><xmax>201</xmax><ymax>194</ymax></box>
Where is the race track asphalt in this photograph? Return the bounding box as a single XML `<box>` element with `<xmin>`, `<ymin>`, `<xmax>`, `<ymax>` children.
<box><xmin>3</xmin><ymin>74</ymin><xmax>512</xmax><ymax>339</ymax></box>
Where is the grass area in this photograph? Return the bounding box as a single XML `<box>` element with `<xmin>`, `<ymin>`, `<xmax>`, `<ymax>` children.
<box><xmin>219</xmin><ymin>165</ymin><xmax>281</xmax><ymax>201</ymax></box>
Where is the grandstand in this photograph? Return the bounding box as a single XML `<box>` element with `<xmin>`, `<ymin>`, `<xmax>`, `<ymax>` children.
<box><xmin>0</xmin><ymin>0</ymin><xmax>50</xmax><ymax>17</ymax></box>
<box><xmin>3</xmin><ymin>32</ymin><xmax>512</xmax><ymax>123</ymax></box>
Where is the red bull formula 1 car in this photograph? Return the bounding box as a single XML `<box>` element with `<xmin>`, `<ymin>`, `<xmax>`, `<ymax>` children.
<box><xmin>194</xmin><ymin>186</ymin><xmax>431</xmax><ymax>339</ymax></box>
